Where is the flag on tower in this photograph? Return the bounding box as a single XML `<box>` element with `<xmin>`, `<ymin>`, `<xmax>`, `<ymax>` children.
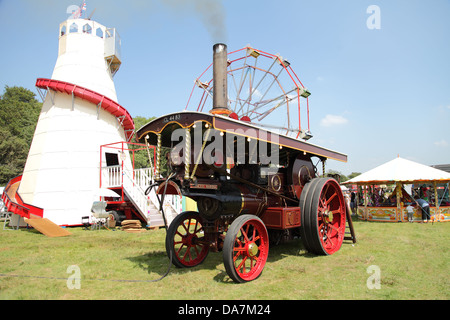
<box><xmin>72</xmin><ymin>1</ymin><xmax>86</xmax><ymax>19</ymax></box>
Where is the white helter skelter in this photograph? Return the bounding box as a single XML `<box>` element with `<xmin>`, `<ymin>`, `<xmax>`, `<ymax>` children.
<box><xmin>17</xmin><ymin>17</ymin><xmax>180</xmax><ymax>227</ymax></box>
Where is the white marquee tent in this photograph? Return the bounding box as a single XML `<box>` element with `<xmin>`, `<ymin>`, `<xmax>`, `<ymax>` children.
<box><xmin>345</xmin><ymin>157</ymin><xmax>450</xmax><ymax>184</ymax></box>
<box><xmin>344</xmin><ymin>157</ymin><xmax>450</xmax><ymax>222</ymax></box>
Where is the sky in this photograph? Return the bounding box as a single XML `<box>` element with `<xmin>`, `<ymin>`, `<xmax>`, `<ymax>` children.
<box><xmin>0</xmin><ymin>0</ymin><xmax>449</xmax><ymax>176</ymax></box>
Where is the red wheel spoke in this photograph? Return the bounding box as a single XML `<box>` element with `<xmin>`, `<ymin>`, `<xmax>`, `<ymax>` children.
<box><xmin>237</xmin><ymin>256</ymin><xmax>248</xmax><ymax>273</ymax></box>
<box><xmin>325</xmin><ymin>192</ymin><xmax>337</xmax><ymax>206</ymax></box>
<box><xmin>175</xmin><ymin>230</ymin><xmax>184</xmax><ymax>238</ymax></box>
<box><xmin>182</xmin><ymin>246</ymin><xmax>191</xmax><ymax>262</ymax></box>
<box><xmin>233</xmin><ymin>246</ymin><xmax>246</xmax><ymax>253</ymax></box>
<box><xmin>193</xmin><ymin>219</ymin><xmax>199</xmax><ymax>233</ymax></box>
<box><xmin>322</xmin><ymin>184</ymin><xmax>330</xmax><ymax>199</ymax></box>
<box><xmin>241</xmin><ymin>225</ymin><xmax>250</xmax><ymax>242</ymax></box>
<box><xmin>233</xmin><ymin>250</ymin><xmax>242</xmax><ymax>262</ymax></box>
<box><xmin>176</xmin><ymin>243</ymin><xmax>186</xmax><ymax>255</ymax></box>
<box><xmin>328</xmin><ymin>223</ymin><xmax>339</xmax><ymax>233</ymax></box>
<box><xmin>318</xmin><ymin>221</ymin><xmax>325</xmax><ymax>231</ymax></box>
<box><xmin>325</xmin><ymin>235</ymin><xmax>335</xmax><ymax>249</ymax></box>
<box><xmin>251</xmin><ymin>256</ymin><xmax>257</xmax><ymax>269</ymax></box>
<box><xmin>181</xmin><ymin>219</ymin><xmax>190</xmax><ymax>233</ymax></box>
<box><xmin>193</xmin><ymin>244</ymin><xmax>200</xmax><ymax>256</ymax></box>
<box><xmin>319</xmin><ymin>197</ymin><xmax>327</xmax><ymax>210</ymax></box>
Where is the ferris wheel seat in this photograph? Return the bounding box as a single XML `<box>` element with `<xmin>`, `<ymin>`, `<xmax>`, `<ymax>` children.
<box><xmin>229</xmin><ymin>112</ymin><xmax>239</xmax><ymax>120</ymax></box>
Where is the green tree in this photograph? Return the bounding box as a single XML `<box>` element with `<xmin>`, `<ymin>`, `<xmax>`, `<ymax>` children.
<box><xmin>325</xmin><ymin>169</ymin><xmax>348</xmax><ymax>183</ymax></box>
<box><xmin>131</xmin><ymin>116</ymin><xmax>170</xmax><ymax>176</ymax></box>
<box><xmin>0</xmin><ymin>86</ymin><xmax>42</xmax><ymax>185</ymax></box>
<box><xmin>130</xmin><ymin>116</ymin><xmax>155</xmax><ymax>169</ymax></box>
<box><xmin>347</xmin><ymin>172</ymin><xmax>362</xmax><ymax>181</ymax></box>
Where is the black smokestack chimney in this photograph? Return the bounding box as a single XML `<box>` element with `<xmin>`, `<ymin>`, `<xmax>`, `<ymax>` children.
<box><xmin>211</xmin><ymin>43</ymin><xmax>231</xmax><ymax>115</ymax></box>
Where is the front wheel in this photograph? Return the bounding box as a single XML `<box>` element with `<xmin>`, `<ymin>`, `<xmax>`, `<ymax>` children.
<box><xmin>165</xmin><ymin>211</ymin><xmax>210</xmax><ymax>268</ymax></box>
<box><xmin>223</xmin><ymin>215</ymin><xmax>269</xmax><ymax>283</ymax></box>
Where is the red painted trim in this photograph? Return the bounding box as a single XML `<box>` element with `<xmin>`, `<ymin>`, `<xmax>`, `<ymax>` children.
<box><xmin>35</xmin><ymin>78</ymin><xmax>135</xmax><ymax>141</ymax></box>
<box><xmin>1</xmin><ymin>175</ymin><xmax>44</xmax><ymax>219</ymax></box>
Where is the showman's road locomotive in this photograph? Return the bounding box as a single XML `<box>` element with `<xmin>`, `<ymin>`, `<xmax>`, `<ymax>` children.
<box><xmin>137</xmin><ymin>44</ymin><xmax>354</xmax><ymax>283</ymax></box>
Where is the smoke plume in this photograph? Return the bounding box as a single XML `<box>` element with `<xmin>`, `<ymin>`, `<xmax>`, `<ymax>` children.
<box><xmin>161</xmin><ymin>0</ymin><xmax>227</xmax><ymax>42</ymax></box>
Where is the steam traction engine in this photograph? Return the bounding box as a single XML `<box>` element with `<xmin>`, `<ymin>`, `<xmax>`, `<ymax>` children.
<box><xmin>137</xmin><ymin>44</ymin><xmax>351</xmax><ymax>283</ymax></box>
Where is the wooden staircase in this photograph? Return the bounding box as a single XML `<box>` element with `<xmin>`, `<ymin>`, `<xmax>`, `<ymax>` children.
<box><xmin>102</xmin><ymin>166</ymin><xmax>181</xmax><ymax>228</ymax></box>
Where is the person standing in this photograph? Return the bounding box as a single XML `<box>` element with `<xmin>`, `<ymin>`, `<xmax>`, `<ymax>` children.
<box><xmin>406</xmin><ymin>203</ymin><xmax>415</xmax><ymax>223</ymax></box>
<box><xmin>350</xmin><ymin>191</ymin><xmax>357</xmax><ymax>215</ymax></box>
<box><xmin>415</xmin><ymin>196</ymin><xmax>430</xmax><ymax>223</ymax></box>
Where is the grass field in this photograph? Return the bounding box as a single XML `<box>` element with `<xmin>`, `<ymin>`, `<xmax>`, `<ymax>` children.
<box><xmin>0</xmin><ymin>218</ymin><xmax>448</xmax><ymax>300</ymax></box>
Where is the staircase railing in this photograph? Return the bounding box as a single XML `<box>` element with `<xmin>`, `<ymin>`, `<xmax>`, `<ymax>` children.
<box><xmin>122</xmin><ymin>167</ymin><xmax>151</xmax><ymax>220</ymax></box>
<box><xmin>100</xmin><ymin>166</ymin><xmax>182</xmax><ymax>225</ymax></box>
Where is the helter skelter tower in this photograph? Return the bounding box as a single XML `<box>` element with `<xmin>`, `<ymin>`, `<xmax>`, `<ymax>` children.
<box><xmin>17</xmin><ymin>16</ymin><xmax>135</xmax><ymax>226</ymax></box>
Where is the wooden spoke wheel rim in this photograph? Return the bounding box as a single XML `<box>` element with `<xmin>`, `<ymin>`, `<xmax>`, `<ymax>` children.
<box><xmin>223</xmin><ymin>215</ymin><xmax>269</xmax><ymax>283</ymax></box>
<box><xmin>165</xmin><ymin>211</ymin><xmax>209</xmax><ymax>268</ymax></box>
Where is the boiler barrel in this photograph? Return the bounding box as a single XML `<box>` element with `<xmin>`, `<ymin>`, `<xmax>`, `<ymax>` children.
<box><xmin>193</xmin><ymin>183</ymin><xmax>281</xmax><ymax>221</ymax></box>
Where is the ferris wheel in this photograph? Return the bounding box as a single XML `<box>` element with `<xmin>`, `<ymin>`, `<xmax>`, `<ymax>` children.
<box><xmin>185</xmin><ymin>46</ymin><xmax>313</xmax><ymax>140</ymax></box>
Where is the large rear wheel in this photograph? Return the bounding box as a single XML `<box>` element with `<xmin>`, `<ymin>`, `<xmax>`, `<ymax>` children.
<box><xmin>223</xmin><ymin>215</ymin><xmax>269</xmax><ymax>283</ymax></box>
<box><xmin>300</xmin><ymin>178</ymin><xmax>346</xmax><ymax>255</ymax></box>
<box><xmin>165</xmin><ymin>211</ymin><xmax>209</xmax><ymax>268</ymax></box>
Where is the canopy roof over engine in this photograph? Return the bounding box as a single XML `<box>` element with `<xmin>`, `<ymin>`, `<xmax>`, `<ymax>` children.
<box><xmin>136</xmin><ymin>111</ymin><xmax>347</xmax><ymax>163</ymax></box>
